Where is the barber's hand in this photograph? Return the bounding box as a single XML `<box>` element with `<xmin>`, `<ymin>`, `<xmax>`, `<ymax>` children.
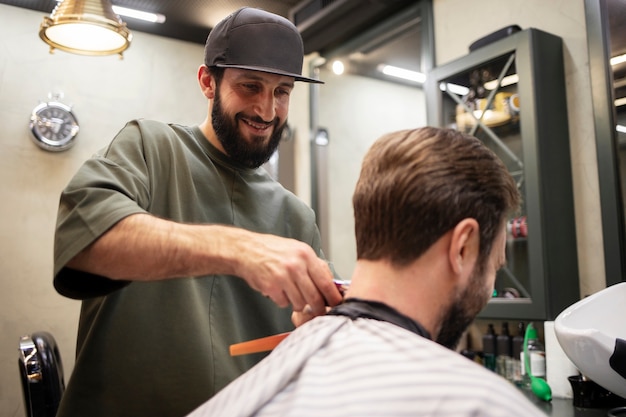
<box><xmin>291</xmin><ymin>306</ymin><xmax>333</xmax><ymax>327</ymax></box>
<box><xmin>237</xmin><ymin>233</ymin><xmax>342</xmax><ymax>316</ymax></box>
<box><xmin>291</xmin><ymin>279</ymin><xmax>348</xmax><ymax>326</ymax></box>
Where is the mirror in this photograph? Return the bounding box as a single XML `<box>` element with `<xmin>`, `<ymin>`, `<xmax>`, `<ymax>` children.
<box><xmin>309</xmin><ymin>2</ymin><xmax>433</xmax><ymax>279</ymax></box>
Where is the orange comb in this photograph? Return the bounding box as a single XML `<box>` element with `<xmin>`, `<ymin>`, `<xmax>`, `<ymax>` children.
<box><xmin>229</xmin><ymin>332</ymin><xmax>291</xmax><ymax>356</ymax></box>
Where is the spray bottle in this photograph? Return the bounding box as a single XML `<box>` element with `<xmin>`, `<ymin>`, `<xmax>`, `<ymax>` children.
<box><xmin>523</xmin><ymin>322</ymin><xmax>551</xmax><ymax>401</ymax></box>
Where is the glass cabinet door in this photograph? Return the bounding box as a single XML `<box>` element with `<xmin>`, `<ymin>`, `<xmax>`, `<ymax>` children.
<box><xmin>426</xmin><ymin>29</ymin><xmax>580</xmax><ymax>320</ymax></box>
<box><xmin>441</xmin><ymin>51</ymin><xmax>530</xmax><ymax>302</ymax></box>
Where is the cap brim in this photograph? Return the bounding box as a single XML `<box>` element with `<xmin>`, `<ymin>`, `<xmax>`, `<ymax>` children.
<box><xmin>215</xmin><ymin>63</ymin><xmax>324</xmax><ymax>84</ymax></box>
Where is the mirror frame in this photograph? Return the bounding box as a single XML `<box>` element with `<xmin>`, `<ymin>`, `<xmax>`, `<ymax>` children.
<box><xmin>585</xmin><ymin>0</ymin><xmax>626</xmax><ymax>286</ymax></box>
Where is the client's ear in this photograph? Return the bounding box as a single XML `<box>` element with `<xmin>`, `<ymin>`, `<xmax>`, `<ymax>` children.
<box><xmin>448</xmin><ymin>218</ymin><xmax>480</xmax><ymax>280</ymax></box>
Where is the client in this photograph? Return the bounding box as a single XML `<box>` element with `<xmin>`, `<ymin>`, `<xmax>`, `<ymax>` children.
<box><xmin>187</xmin><ymin>126</ymin><xmax>543</xmax><ymax>416</ymax></box>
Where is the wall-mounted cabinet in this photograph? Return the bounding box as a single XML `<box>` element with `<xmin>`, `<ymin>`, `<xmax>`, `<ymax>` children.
<box><xmin>426</xmin><ymin>28</ymin><xmax>579</xmax><ymax>320</ymax></box>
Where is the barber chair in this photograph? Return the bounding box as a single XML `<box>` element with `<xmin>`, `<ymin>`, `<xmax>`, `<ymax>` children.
<box><xmin>18</xmin><ymin>331</ymin><xmax>65</xmax><ymax>417</ymax></box>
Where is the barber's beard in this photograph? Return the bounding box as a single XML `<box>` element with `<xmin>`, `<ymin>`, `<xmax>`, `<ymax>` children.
<box><xmin>211</xmin><ymin>90</ymin><xmax>285</xmax><ymax>169</ymax></box>
<box><xmin>435</xmin><ymin>264</ymin><xmax>491</xmax><ymax>350</ymax></box>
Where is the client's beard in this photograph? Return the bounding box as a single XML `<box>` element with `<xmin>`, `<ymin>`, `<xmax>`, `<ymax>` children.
<box><xmin>436</xmin><ymin>264</ymin><xmax>490</xmax><ymax>349</ymax></box>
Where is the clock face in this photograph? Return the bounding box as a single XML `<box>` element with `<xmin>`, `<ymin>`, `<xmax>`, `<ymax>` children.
<box><xmin>29</xmin><ymin>101</ymin><xmax>79</xmax><ymax>151</ymax></box>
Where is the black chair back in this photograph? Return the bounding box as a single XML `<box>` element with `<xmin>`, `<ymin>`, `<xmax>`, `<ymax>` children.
<box><xmin>18</xmin><ymin>331</ymin><xmax>65</xmax><ymax>417</ymax></box>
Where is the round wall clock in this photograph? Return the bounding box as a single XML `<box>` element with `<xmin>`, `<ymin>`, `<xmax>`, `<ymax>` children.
<box><xmin>29</xmin><ymin>100</ymin><xmax>79</xmax><ymax>152</ymax></box>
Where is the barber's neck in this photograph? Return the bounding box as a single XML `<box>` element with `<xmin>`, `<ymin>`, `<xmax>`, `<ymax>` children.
<box><xmin>199</xmin><ymin>117</ymin><xmax>226</xmax><ymax>155</ymax></box>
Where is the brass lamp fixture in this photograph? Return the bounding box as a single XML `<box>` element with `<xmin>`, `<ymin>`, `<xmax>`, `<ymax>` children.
<box><xmin>39</xmin><ymin>0</ymin><xmax>132</xmax><ymax>57</ymax></box>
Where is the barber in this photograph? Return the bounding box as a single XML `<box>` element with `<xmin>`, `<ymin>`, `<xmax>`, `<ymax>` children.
<box><xmin>53</xmin><ymin>7</ymin><xmax>342</xmax><ymax>417</ymax></box>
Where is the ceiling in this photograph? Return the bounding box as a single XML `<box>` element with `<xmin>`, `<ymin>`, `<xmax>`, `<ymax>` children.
<box><xmin>1</xmin><ymin>0</ymin><xmax>624</xmax><ymax>99</ymax></box>
<box><xmin>1</xmin><ymin>0</ymin><xmax>303</xmax><ymax>45</ymax></box>
<box><xmin>0</xmin><ymin>0</ymin><xmax>420</xmax><ymax>84</ymax></box>
<box><xmin>0</xmin><ymin>0</ymin><xmax>416</xmax><ymax>53</ymax></box>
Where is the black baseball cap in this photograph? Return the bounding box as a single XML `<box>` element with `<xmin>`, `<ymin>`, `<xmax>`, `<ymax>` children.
<box><xmin>204</xmin><ymin>7</ymin><xmax>323</xmax><ymax>84</ymax></box>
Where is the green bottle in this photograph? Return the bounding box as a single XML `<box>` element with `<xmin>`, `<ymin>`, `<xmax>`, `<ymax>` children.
<box><xmin>525</xmin><ymin>325</ymin><xmax>546</xmax><ymax>379</ymax></box>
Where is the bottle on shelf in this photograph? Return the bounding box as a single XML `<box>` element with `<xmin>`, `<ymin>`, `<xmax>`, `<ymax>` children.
<box><xmin>482</xmin><ymin>323</ymin><xmax>497</xmax><ymax>372</ymax></box>
<box><xmin>496</xmin><ymin>322</ymin><xmax>513</xmax><ymax>380</ymax></box>
<box><xmin>521</xmin><ymin>322</ymin><xmax>546</xmax><ymax>387</ymax></box>
<box><xmin>511</xmin><ymin>322</ymin><xmax>525</xmax><ymax>386</ymax></box>
<box><xmin>507</xmin><ymin>216</ymin><xmax>528</xmax><ymax>239</ymax></box>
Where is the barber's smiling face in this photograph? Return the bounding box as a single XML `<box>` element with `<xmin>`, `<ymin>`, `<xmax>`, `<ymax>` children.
<box><xmin>212</xmin><ymin>68</ymin><xmax>294</xmax><ymax>168</ymax></box>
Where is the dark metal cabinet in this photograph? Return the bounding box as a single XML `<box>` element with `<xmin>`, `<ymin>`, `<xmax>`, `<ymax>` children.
<box><xmin>426</xmin><ymin>28</ymin><xmax>579</xmax><ymax>320</ymax></box>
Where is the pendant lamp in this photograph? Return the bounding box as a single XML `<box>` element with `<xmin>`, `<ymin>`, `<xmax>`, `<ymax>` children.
<box><xmin>39</xmin><ymin>0</ymin><xmax>132</xmax><ymax>57</ymax></box>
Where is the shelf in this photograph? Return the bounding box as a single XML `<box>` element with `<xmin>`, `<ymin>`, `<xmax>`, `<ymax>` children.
<box><xmin>426</xmin><ymin>28</ymin><xmax>580</xmax><ymax>320</ymax></box>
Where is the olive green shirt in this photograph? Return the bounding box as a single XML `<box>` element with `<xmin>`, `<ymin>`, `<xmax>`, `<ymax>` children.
<box><xmin>53</xmin><ymin>119</ymin><xmax>324</xmax><ymax>417</ymax></box>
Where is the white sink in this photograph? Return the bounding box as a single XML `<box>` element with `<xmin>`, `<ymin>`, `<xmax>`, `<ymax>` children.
<box><xmin>554</xmin><ymin>282</ymin><xmax>626</xmax><ymax>399</ymax></box>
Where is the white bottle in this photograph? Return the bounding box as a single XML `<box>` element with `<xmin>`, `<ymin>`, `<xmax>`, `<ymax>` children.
<box><xmin>521</xmin><ymin>325</ymin><xmax>546</xmax><ymax>380</ymax></box>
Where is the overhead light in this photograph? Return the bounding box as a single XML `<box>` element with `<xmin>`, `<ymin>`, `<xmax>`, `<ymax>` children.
<box><xmin>617</xmin><ymin>125</ymin><xmax>626</xmax><ymax>133</ymax></box>
<box><xmin>378</xmin><ymin>64</ymin><xmax>426</xmax><ymax>84</ymax></box>
<box><xmin>484</xmin><ymin>74</ymin><xmax>519</xmax><ymax>90</ymax></box>
<box><xmin>112</xmin><ymin>5</ymin><xmax>166</xmax><ymax>23</ymax></box>
<box><xmin>440</xmin><ymin>82</ymin><xmax>470</xmax><ymax>96</ymax></box>
<box><xmin>616</xmin><ymin>97</ymin><xmax>626</xmax><ymax>107</ymax></box>
<box><xmin>331</xmin><ymin>60</ymin><xmax>345</xmax><ymax>75</ymax></box>
<box><xmin>611</xmin><ymin>53</ymin><xmax>626</xmax><ymax>66</ymax></box>
<box><xmin>40</xmin><ymin>0</ymin><xmax>132</xmax><ymax>57</ymax></box>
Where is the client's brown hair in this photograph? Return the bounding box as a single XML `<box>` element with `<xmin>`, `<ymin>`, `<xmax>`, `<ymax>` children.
<box><xmin>353</xmin><ymin>127</ymin><xmax>520</xmax><ymax>270</ymax></box>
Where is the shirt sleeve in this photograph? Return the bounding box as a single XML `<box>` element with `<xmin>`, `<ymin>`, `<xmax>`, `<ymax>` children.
<box><xmin>53</xmin><ymin>120</ymin><xmax>151</xmax><ymax>299</ymax></box>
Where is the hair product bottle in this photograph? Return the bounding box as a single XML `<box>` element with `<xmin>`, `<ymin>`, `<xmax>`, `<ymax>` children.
<box><xmin>496</xmin><ymin>322</ymin><xmax>513</xmax><ymax>379</ymax></box>
<box><xmin>482</xmin><ymin>323</ymin><xmax>497</xmax><ymax>371</ymax></box>
<box><xmin>522</xmin><ymin>323</ymin><xmax>546</xmax><ymax>386</ymax></box>
<box><xmin>511</xmin><ymin>321</ymin><xmax>526</xmax><ymax>386</ymax></box>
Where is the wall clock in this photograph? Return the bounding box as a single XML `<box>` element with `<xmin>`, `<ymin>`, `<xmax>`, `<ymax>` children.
<box><xmin>29</xmin><ymin>98</ymin><xmax>79</xmax><ymax>152</ymax></box>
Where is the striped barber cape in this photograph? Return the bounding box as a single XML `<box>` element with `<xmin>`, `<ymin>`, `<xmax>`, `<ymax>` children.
<box><xmin>187</xmin><ymin>315</ymin><xmax>544</xmax><ymax>417</ymax></box>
